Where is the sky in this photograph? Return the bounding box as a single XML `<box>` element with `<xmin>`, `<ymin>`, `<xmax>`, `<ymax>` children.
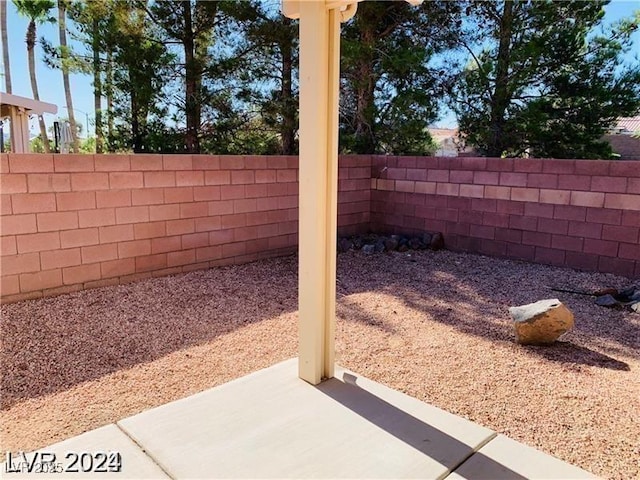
<box><xmin>1</xmin><ymin>0</ymin><xmax>639</xmax><ymax>137</ymax></box>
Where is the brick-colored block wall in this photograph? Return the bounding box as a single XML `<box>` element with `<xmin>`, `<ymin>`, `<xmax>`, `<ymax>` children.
<box><xmin>2</xmin><ymin>153</ymin><xmax>637</xmax><ymax>302</ymax></box>
<box><xmin>0</xmin><ymin>154</ymin><xmax>371</xmax><ymax>303</ymax></box>
<box><xmin>370</xmin><ymin>156</ymin><xmax>639</xmax><ymax>279</ymax></box>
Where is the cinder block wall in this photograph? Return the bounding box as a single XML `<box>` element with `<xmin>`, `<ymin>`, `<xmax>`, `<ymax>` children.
<box><xmin>2</xmin><ymin>153</ymin><xmax>638</xmax><ymax>303</ymax></box>
<box><xmin>370</xmin><ymin>156</ymin><xmax>640</xmax><ymax>278</ymax></box>
<box><xmin>0</xmin><ymin>154</ymin><xmax>371</xmax><ymax>303</ymax></box>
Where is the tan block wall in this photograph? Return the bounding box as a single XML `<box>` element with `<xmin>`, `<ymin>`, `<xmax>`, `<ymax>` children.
<box><xmin>370</xmin><ymin>156</ymin><xmax>640</xmax><ymax>278</ymax></box>
<box><xmin>0</xmin><ymin>154</ymin><xmax>371</xmax><ymax>303</ymax></box>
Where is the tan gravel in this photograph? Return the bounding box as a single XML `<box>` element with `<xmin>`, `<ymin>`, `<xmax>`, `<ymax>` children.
<box><xmin>1</xmin><ymin>250</ymin><xmax>639</xmax><ymax>479</ymax></box>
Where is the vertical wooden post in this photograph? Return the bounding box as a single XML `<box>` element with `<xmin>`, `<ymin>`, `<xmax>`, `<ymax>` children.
<box><xmin>297</xmin><ymin>1</ymin><xmax>341</xmax><ymax>384</ymax></box>
<box><xmin>9</xmin><ymin>107</ymin><xmax>30</xmax><ymax>153</ymax></box>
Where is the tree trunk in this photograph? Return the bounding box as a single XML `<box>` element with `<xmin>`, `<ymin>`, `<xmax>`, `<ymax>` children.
<box><xmin>58</xmin><ymin>0</ymin><xmax>80</xmax><ymax>153</ymax></box>
<box><xmin>92</xmin><ymin>17</ymin><xmax>103</xmax><ymax>154</ymax></box>
<box><xmin>1</xmin><ymin>1</ymin><xmax>12</xmax><ymax>93</ymax></box>
<box><xmin>106</xmin><ymin>50</ymin><xmax>114</xmax><ymax>150</ymax></box>
<box><xmin>353</xmin><ymin>27</ymin><xmax>377</xmax><ymax>154</ymax></box>
<box><xmin>487</xmin><ymin>0</ymin><xmax>514</xmax><ymax>157</ymax></box>
<box><xmin>280</xmin><ymin>18</ymin><xmax>295</xmax><ymax>155</ymax></box>
<box><xmin>354</xmin><ymin>63</ymin><xmax>376</xmax><ymax>153</ymax></box>
<box><xmin>27</xmin><ymin>21</ymin><xmax>50</xmax><ymax>153</ymax></box>
<box><xmin>183</xmin><ymin>1</ymin><xmax>198</xmax><ymax>153</ymax></box>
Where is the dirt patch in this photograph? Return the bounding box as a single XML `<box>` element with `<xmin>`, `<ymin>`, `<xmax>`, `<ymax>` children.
<box><xmin>1</xmin><ymin>251</ymin><xmax>638</xmax><ymax>479</ymax></box>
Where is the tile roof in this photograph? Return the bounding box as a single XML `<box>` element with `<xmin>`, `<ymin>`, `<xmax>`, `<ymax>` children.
<box><xmin>615</xmin><ymin>116</ymin><xmax>640</xmax><ymax>133</ymax></box>
<box><xmin>603</xmin><ymin>134</ymin><xmax>640</xmax><ymax>160</ymax></box>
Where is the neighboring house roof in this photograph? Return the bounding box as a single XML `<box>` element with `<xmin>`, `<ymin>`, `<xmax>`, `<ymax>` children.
<box><xmin>427</xmin><ymin>128</ymin><xmax>464</xmax><ymax>157</ymax></box>
<box><xmin>428</xmin><ymin>127</ymin><xmax>458</xmax><ymax>142</ymax></box>
<box><xmin>612</xmin><ymin>116</ymin><xmax>640</xmax><ymax>134</ymax></box>
<box><xmin>602</xmin><ymin>134</ymin><xmax>640</xmax><ymax>160</ymax></box>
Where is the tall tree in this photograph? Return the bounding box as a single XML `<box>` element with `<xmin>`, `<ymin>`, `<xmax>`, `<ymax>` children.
<box><xmin>148</xmin><ymin>0</ymin><xmax>221</xmax><ymax>153</ymax></box>
<box><xmin>1</xmin><ymin>1</ymin><xmax>12</xmax><ymax>92</ymax></box>
<box><xmin>57</xmin><ymin>0</ymin><xmax>79</xmax><ymax>152</ymax></box>
<box><xmin>14</xmin><ymin>0</ymin><xmax>55</xmax><ymax>152</ymax></box>
<box><xmin>222</xmin><ymin>1</ymin><xmax>300</xmax><ymax>154</ymax></box>
<box><xmin>107</xmin><ymin>3</ymin><xmax>167</xmax><ymax>152</ymax></box>
<box><xmin>450</xmin><ymin>0</ymin><xmax>640</xmax><ymax>158</ymax></box>
<box><xmin>339</xmin><ymin>1</ymin><xmax>459</xmax><ymax>154</ymax></box>
<box><xmin>68</xmin><ymin>0</ymin><xmax>118</xmax><ymax>153</ymax></box>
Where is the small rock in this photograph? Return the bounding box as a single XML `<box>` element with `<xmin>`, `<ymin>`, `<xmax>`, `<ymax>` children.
<box><xmin>618</xmin><ymin>286</ymin><xmax>638</xmax><ymax>299</ymax></box>
<box><xmin>363</xmin><ymin>234</ymin><xmax>378</xmax><ymax>244</ymax></box>
<box><xmin>631</xmin><ymin>302</ymin><xmax>640</xmax><ymax>313</ymax></box>
<box><xmin>362</xmin><ymin>244</ymin><xmax>375</xmax><ymax>255</ymax></box>
<box><xmin>337</xmin><ymin>237</ymin><xmax>353</xmax><ymax>253</ymax></box>
<box><xmin>593</xmin><ymin>287</ymin><xmax>618</xmax><ymax>297</ymax></box>
<box><xmin>509</xmin><ymin>299</ymin><xmax>574</xmax><ymax>345</ymax></box>
<box><xmin>595</xmin><ymin>294</ymin><xmax>620</xmax><ymax>307</ymax></box>
<box><xmin>408</xmin><ymin>237</ymin><xmax>423</xmax><ymax>250</ymax></box>
<box><xmin>374</xmin><ymin>240</ymin><xmax>386</xmax><ymax>253</ymax></box>
<box><xmin>352</xmin><ymin>237</ymin><xmax>363</xmax><ymax>250</ymax></box>
<box><xmin>398</xmin><ymin>243</ymin><xmax>409</xmax><ymax>253</ymax></box>
<box><xmin>430</xmin><ymin>232</ymin><xmax>444</xmax><ymax>250</ymax></box>
<box><xmin>384</xmin><ymin>237</ymin><xmax>399</xmax><ymax>251</ymax></box>
<box><xmin>422</xmin><ymin>232</ymin><xmax>433</xmax><ymax>246</ymax></box>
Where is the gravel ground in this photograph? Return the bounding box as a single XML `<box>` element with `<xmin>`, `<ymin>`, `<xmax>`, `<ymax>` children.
<box><xmin>1</xmin><ymin>250</ymin><xmax>639</xmax><ymax>479</ymax></box>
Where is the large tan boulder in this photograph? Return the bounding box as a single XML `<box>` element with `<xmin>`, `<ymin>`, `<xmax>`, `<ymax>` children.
<box><xmin>509</xmin><ymin>299</ymin><xmax>574</xmax><ymax>345</ymax></box>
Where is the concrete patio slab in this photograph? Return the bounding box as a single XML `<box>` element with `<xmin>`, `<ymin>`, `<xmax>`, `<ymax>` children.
<box><xmin>3</xmin><ymin>358</ymin><xmax>597</xmax><ymax>479</ymax></box>
<box><xmin>448</xmin><ymin>434</ymin><xmax>596</xmax><ymax>480</ymax></box>
<box><xmin>118</xmin><ymin>358</ymin><xmax>496</xmax><ymax>479</ymax></box>
<box><xmin>2</xmin><ymin>424</ymin><xmax>169</xmax><ymax>479</ymax></box>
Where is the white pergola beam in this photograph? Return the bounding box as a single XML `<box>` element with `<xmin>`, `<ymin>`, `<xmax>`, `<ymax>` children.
<box><xmin>1</xmin><ymin>92</ymin><xmax>58</xmax><ymax>153</ymax></box>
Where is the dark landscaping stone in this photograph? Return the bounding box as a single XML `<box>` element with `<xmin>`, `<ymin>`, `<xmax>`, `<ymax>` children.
<box><xmin>362</xmin><ymin>244</ymin><xmax>375</xmax><ymax>255</ymax></box>
<box><xmin>336</xmin><ymin>231</ymin><xmax>444</xmax><ymax>256</ymax></box>
<box><xmin>337</xmin><ymin>237</ymin><xmax>353</xmax><ymax>253</ymax></box>
<box><xmin>595</xmin><ymin>294</ymin><xmax>619</xmax><ymax>307</ymax></box>
<box><xmin>430</xmin><ymin>232</ymin><xmax>444</xmax><ymax>250</ymax></box>
<box><xmin>408</xmin><ymin>237</ymin><xmax>423</xmax><ymax>250</ymax></box>
<box><xmin>384</xmin><ymin>237</ymin><xmax>399</xmax><ymax>251</ymax></box>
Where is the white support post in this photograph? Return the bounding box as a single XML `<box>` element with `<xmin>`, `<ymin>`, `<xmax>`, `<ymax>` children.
<box><xmin>9</xmin><ymin>107</ymin><xmax>30</xmax><ymax>153</ymax></box>
<box><xmin>297</xmin><ymin>1</ymin><xmax>341</xmax><ymax>385</ymax></box>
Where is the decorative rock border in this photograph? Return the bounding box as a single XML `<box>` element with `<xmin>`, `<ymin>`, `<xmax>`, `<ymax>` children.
<box><xmin>337</xmin><ymin>231</ymin><xmax>444</xmax><ymax>254</ymax></box>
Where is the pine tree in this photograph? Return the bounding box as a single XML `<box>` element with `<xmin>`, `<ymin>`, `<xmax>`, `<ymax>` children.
<box><xmin>450</xmin><ymin>0</ymin><xmax>640</xmax><ymax>158</ymax></box>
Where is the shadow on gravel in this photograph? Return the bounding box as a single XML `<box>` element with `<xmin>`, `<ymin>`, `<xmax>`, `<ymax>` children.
<box><xmin>2</xmin><ymin>249</ymin><xmax>636</xmax><ymax>410</ymax></box>
<box><xmin>336</xmin><ymin>250</ymin><xmax>640</xmax><ymax>362</ymax></box>
<box><xmin>523</xmin><ymin>342</ymin><xmax>630</xmax><ymax>371</ymax></box>
<box><xmin>0</xmin><ymin>256</ymin><xmax>299</xmax><ymax>410</ymax></box>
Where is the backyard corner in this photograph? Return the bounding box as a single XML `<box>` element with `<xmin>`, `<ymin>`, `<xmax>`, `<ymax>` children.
<box><xmin>1</xmin><ymin>249</ymin><xmax>638</xmax><ymax>479</ymax></box>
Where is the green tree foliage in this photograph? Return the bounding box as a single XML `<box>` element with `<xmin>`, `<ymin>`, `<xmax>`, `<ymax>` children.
<box><xmin>204</xmin><ymin>0</ymin><xmax>299</xmax><ymax>154</ymax></box>
<box><xmin>17</xmin><ymin>0</ymin><xmax>639</xmax><ymax>158</ymax></box>
<box><xmin>146</xmin><ymin>0</ymin><xmax>225</xmax><ymax>153</ymax></box>
<box><xmin>340</xmin><ymin>1</ymin><xmax>459</xmax><ymax>155</ymax></box>
<box><xmin>68</xmin><ymin>1</ymin><xmax>175</xmax><ymax>153</ymax></box>
<box><xmin>450</xmin><ymin>0</ymin><xmax>640</xmax><ymax>158</ymax></box>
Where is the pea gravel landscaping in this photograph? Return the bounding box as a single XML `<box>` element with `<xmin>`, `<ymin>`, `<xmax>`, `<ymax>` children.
<box><xmin>1</xmin><ymin>250</ymin><xmax>639</xmax><ymax>479</ymax></box>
